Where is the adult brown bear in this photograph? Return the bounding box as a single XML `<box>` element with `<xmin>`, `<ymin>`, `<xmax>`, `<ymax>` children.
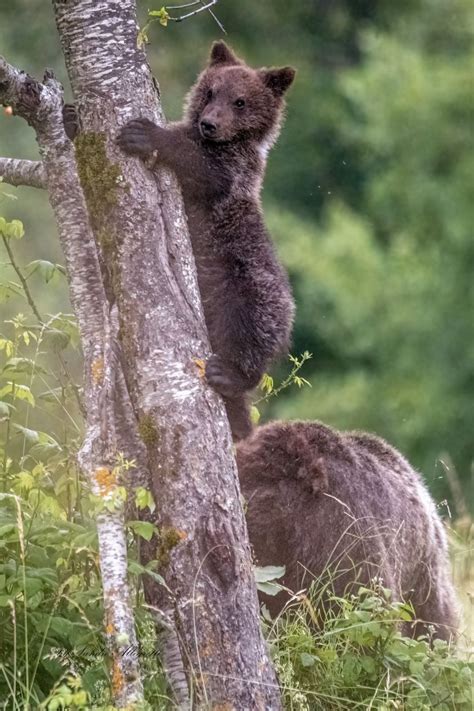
<box><xmin>237</xmin><ymin>420</ymin><xmax>459</xmax><ymax>641</ymax></box>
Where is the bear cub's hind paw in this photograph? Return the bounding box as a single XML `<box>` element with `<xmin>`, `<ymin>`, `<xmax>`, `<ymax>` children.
<box><xmin>206</xmin><ymin>355</ymin><xmax>243</xmax><ymax>398</ymax></box>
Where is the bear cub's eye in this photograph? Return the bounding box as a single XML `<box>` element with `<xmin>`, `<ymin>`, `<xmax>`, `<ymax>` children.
<box><xmin>234</xmin><ymin>98</ymin><xmax>246</xmax><ymax>109</ymax></box>
<box><xmin>207</xmin><ymin>89</ymin><xmax>213</xmax><ymax>101</ymax></box>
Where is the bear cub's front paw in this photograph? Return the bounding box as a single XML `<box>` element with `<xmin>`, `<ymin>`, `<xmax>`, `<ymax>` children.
<box><xmin>206</xmin><ymin>355</ymin><xmax>243</xmax><ymax>398</ymax></box>
<box><xmin>117</xmin><ymin>118</ymin><xmax>158</xmax><ymax>157</ymax></box>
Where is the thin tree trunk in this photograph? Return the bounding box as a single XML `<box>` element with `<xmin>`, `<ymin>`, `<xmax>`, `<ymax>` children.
<box><xmin>0</xmin><ymin>60</ymin><xmax>144</xmax><ymax>705</ymax></box>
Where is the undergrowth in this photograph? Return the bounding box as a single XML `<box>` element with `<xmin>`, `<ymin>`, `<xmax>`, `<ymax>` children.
<box><xmin>0</xmin><ymin>214</ymin><xmax>471</xmax><ymax>708</ymax></box>
<box><xmin>265</xmin><ymin>581</ymin><xmax>473</xmax><ymax>710</ymax></box>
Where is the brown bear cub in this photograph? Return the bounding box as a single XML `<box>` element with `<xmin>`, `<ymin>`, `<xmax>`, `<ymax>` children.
<box><xmin>117</xmin><ymin>42</ymin><xmax>295</xmax><ymax>440</ymax></box>
<box><xmin>237</xmin><ymin>421</ymin><xmax>459</xmax><ymax>641</ymax></box>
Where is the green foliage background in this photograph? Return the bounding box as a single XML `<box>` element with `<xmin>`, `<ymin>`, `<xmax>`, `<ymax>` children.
<box><xmin>0</xmin><ymin>0</ymin><xmax>472</xmax><ymax>506</ymax></box>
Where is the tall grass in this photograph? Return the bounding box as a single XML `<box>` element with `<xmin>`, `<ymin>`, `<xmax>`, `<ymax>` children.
<box><xmin>264</xmin><ymin>573</ymin><xmax>473</xmax><ymax>710</ymax></box>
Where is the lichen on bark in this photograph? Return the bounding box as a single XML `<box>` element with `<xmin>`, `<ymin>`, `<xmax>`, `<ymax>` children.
<box><xmin>74</xmin><ymin>131</ymin><xmax>123</xmax><ymax>230</ymax></box>
<box><xmin>157</xmin><ymin>526</ymin><xmax>187</xmax><ymax>568</ymax></box>
<box><xmin>138</xmin><ymin>413</ymin><xmax>160</xmax><ymax>446</ymax></box>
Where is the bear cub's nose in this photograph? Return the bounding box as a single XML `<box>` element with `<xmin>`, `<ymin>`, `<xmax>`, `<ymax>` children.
<box><xmin>200</xmin><ymin>120</ymin><xmax>217</xmax><ymax>137</ymax></box>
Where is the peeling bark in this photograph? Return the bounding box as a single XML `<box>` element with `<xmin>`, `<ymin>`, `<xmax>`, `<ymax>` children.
<box><xmin>0</xmin><ymin>56</ymin><xmax>143</xmax><ymax>707</ymax></box>
<box><xmin>53</xmin><ymin>0</ymin><xmax>281</xmax><ymax>708</ymax></box>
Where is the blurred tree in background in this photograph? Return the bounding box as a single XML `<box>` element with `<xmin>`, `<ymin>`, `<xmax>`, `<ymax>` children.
<box><xmin>0</xmin><ymin>0</ymin><xmax>472</xmax><ymax>505</ymax></box>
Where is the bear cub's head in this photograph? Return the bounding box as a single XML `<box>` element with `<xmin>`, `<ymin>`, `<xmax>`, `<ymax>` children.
<box><xmin>185</xmin><ymin>41</ymin><xmax>296</xmax><ymax>145</ymax></box>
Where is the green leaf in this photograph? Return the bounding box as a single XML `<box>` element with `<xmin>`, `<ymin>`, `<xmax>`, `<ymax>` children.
<box><xmin>3</xmin><ymin>219</ymin><xmax>24</xmax><ymax>240</ymax></box>
<box><xmin>23</xmin><ymin>576</ymin><xmax>43</xmax><ymax>596</ymax></box>
<box><xmin>250</xmin><ymin>405</ymin><xmax>260</xmax><ymax>425</ymax></box>
<box><xmin>29</xmin><ymin>438</ymin><xmax>62</xmax><ymax>459</ymax></box>
<box><xmin>0</xmin><ymin>382</ymin><xmax>35</xmax><ymax>406</ymax></box>
<box><xmin>259</xmin><ymin>373</ymin><xmax>274</xmax><ymax>395</ymax></box>
<box><xmin>0</xmin><ymin>337</ymin><xmax>14</xmax><ymax>355</ymax></box>
<box><xmin>26</xmin><ymin>259</ymin><xmax>65</xmax><ymax>283</ymax></box>
<box><xmin>256</xmin><ymin>581</ymin><xmax>283</xmax><ymax>596</ymax></box>
<box><xmin>12</xmin><ymin>423</ymin><xmax>40</xmax><ymax>444</ymax></box>
<box><xmin>46</xmin><ymin>313</ymin><xmax>80</xmax><ymax>348</ymax></box>
<box><xmin>0</xmin><ymin>401</ymin><xmax>13</xmax><ymax>420</ymax></box>
<box><xmin>254</xmin><ymin>565</ymin><xmax>286</xmax><ymax>583</ymax></box>
<box><xmin>398</xmin><ymin>603</ymin><xmax>414</xmax><ymax>621</ymax></box>
<box><xmin>128</xmin><ymin>560</ymin><xmax>167</xmax><ymax>588</ymax></box>
<box><xmin>360</xmin><ymin>655</ymin><xmax>376</xmax><ymax>674</ymax></box>
<box><xmin>13</xmin><ymin>424</ymin><xmax>60</xmax><ymax>450</ymax></box>
<box><xmin>128</xmin><ymin>520</ymin><xmax>157</xmax><ymax>541</ymax></box>
<box><xmin>0</xmin><ymin>281</ymin><xmax>23</xmax><ymax>303</ymax></box>
<box><xmin>71</xmin><ymin>530</ymin><xmax>98</xmax><ymax>548</ymax></box>
<box><xmin>3</xmin><ymin>357</ymin><xmax>48</xmax><ymax>376</ymax></box>
<box><xmin>143</xmin><ymin>567</ymin><xmax>167</xmax><ymax>588</ymax></box>
<box><xmin>42</xmin><ymin>328</ymin><xmax>71</xmax><ymax>351</ymax></box>
<box><xmin>0</xmin><ymin>524</ymin><xmax>17</xmax><ymax>537</ymax></box>
<box><xmin>135</xmin><ymin>487</ymin><xmax>156</xmax><ymax>513</ymax></box>
<box><xmin>149</xmin><ymin>7</ymin><xmax>170</xmax><ymax>26</ymax></box>
<box><xmin>15</xmin><ymin>471</ymin><xmax>35</xmax><ymax>490</ymax></box>
<box><xmin>300</xmin><ymin>652</ymin><xmax>316</xmax><ymax>668</ymax></box>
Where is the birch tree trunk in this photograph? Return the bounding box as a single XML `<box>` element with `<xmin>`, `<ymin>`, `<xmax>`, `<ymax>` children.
<box><xmin>2</xmin><ymin>0</ymin><xmax>282</xmax><ymax>707</ymax></box>
<box><xmin>0</xmin><ymin>60</ymin><xmax>144</xmax><ymax>706</ymax></box>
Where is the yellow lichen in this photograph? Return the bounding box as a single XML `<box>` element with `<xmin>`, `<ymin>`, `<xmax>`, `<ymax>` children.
<box><xmin>95</xmin><ymin>466</ymin><xmax>117</xmax><ymax>495</ymax></box>
<box><xmin>91</xmin><ymin>356</ymin><xmax>104</xmax><ymax>385</ymax></box>
<box><xmin>193</xmin><ymin>357</ymin><xmax>206</xmax><ymax>378</ymax></box>
<box><xmin>111</xmin><ymin>657</ymin><xmax>124</xmax><ymax>696</ymax></box>
<box><xmin>157</xmin><ymin>526</ymin><xmax>187</xmax><ymax>568</ymax></box>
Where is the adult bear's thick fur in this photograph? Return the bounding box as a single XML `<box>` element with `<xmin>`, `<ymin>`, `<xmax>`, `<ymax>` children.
<box><xmin>237</xmin><ymin>420</ymin><xmax>459</xmax><ymax>640</ymax></box>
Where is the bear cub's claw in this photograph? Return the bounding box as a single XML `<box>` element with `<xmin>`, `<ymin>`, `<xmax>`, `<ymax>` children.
<box><xmin>117</xmin><ymin>118</ymin><xmax>158</xmax><ymax>157</ymax></box>
<box><xmin>205</xmin><ymin>355</ymin><xmax>242</xmax><ymax>398</ymax></box>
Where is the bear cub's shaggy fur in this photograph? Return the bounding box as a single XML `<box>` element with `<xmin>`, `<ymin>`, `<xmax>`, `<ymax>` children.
<box><xmin>237</xmin><ymin>421</ymin><xmax>459</xmax><ymax>641</ymax></box>
<box><xmin>118</xmin><ymin>41</ymin><xmax>295</xmax><ymax>440</ymax></box>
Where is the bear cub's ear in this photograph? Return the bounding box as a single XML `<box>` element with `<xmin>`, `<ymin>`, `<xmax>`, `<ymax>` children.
<box><xmin>209</xmin><ymin>41</ymin><xmax>241</xmax><ymax>66</ymax></box>
<box><xmin>260</xmin><ymin>67</ymin><xmax>296</xmax><ymax>96</ymax></box>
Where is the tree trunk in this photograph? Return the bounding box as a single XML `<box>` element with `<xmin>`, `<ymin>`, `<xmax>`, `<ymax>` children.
<box><xmin>47</xmin><ymin>1</ymin><xmax>280</xmax><ymax>707</ymax></box>
<box><xmin>0</xmin><ymin>59</ymin><xmax>144</xmax><ymax>706</ymax></box>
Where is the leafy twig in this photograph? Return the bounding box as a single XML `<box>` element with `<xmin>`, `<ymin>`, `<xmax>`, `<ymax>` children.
<box><xmin>140</xmin><ymin>0</ymin><xmax>225</xmax><ymax>45</ymax></box>
<box><xmin>253</xmin><ymin>351</ymin><xmax>313</xmax><ymax>405</ymax></box>
<box><xmin>1</xmin><ymin>229</ymin><xmax>85</xmax><ymax>416</ymax></box>
<box><xmin>1</xmin><ymin>233</ymin><xmax>43</xmax><ymax>323</ymax></box>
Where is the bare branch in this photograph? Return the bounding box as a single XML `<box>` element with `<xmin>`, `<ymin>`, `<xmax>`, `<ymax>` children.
<box><xmin>169</xmin><ymin>0</ymin><xmax>217</xmax><ymax>19</ymax></box>
<box><xmin>199</xmin><ymin>0</ymin><xmax>227</xmax><ymax>34</ymax></box>
<box><xmin>0</xmin><ymin>56</ymin><xmax>52</xmax><ymax>128</ymax></box>
<box><xmin>149</xmin><ymin>0</ymin><xmax>226</xmax><ymax>33</ymax></box>
<box><xmin>0</xmin><ymin>158</ymin><xmax>46</xmax><ymax>189</ymax></box>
